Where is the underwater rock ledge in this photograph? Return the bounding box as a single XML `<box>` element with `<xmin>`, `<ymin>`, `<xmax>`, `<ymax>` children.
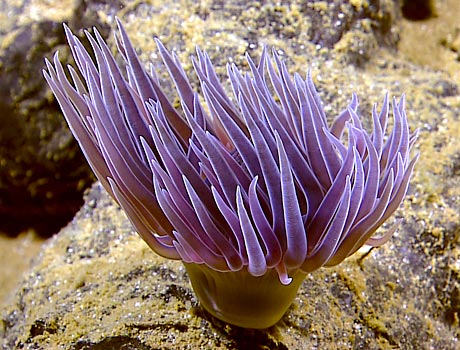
<box><xmin>1</xmin><ymin>181</ymin><xmax>457</xmax><ymax>349</ymax></box>
<box><xmin>1</xmin><ymin>0</ymin><xmax>460</xmax><ymax>348</ymax></box>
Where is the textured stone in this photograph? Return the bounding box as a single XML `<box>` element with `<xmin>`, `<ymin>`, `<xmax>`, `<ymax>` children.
<box><xmin>1</xmin><ymin>0</ymin><xmax>460</xmax><ymax>349</ymax></box>
<box><xmin>0</xmin><ymin>0</ymin><xmax>401</xmax><ymax>235</ymax></box>
<box><xmin>0</xmin><ymin>0</ymin><xmax>112</xmax><ymax>235</ymax></box>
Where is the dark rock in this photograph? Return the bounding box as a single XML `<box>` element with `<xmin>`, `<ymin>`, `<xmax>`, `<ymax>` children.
<box><xmin>1</xmin><ymin>0</ymin><xmax>460</xmax><ymax>349</ymax></box>
<box><xmin>0</xmin><ymin>1</ymin><xmax>113</xmax><ymax>236</ymax></box>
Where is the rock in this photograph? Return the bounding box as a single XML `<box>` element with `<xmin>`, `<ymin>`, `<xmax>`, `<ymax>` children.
<box><xmin>0</xmin><ymin>0</ymin><xmax>113</xmax><ymax>235</ymax></box>
<box><xmin>1</xmin><ymin>0</ymin><xmax>459</xmax><ymax>349</ymax></box>
<box><xmin>0</xmin><ymin>0</ymin><xmax>401</xmax><ymax>235</ymax></box>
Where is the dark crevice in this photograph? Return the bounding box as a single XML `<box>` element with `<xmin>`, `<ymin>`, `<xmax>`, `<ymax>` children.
<box><xmin>402</xmin><ymin>0</ymin><xmax>435</xmax><ymax>21</ymax></box>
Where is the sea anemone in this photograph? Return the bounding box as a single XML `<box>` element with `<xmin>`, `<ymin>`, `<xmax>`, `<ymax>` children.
<box><xmin>43</xmin><ymin>19</ymin><xmax>418</xmax><ymax>329</ymax></box>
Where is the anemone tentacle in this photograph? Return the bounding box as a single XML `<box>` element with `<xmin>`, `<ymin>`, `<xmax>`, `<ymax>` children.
<box><xmin>44</xmin><ymin>19</ymin><xmax>418</xmax><ymax>328</ymax></box>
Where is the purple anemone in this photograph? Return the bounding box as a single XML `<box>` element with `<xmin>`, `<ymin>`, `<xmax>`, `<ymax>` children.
<box><xmin>43</xmin><ymin>19</ymin><xmax>418</xmax><ymax>329</ymax></box>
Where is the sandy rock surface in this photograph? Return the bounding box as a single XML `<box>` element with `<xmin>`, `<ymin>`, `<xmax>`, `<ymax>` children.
<box><xmin>1</xmin><ymin>0</ymin><xmax>459</xmax><ymax>349</ymax></box>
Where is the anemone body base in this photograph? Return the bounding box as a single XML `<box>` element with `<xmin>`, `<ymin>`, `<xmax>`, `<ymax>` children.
<box><xmin>184</xmin><ymin>263</ymin><xmax>306</xmax><ymax>329</ymax></box>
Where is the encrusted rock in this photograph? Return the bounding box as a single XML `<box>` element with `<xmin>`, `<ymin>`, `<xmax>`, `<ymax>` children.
<box><xmin>1</xmin><ymin>0</ymin><xmax>459</xmax><ymax>348</ymax></box>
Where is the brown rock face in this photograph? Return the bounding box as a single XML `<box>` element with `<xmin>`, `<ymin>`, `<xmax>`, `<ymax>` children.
<box><xmin>1</xmin><ymin>0</ymin><xmax>460</xmax><ymax>348</ymax></box>
<box><xmin>0</xmin><ymin>1</ymin><xmax>114</xmax><ymax>235</ymax></box>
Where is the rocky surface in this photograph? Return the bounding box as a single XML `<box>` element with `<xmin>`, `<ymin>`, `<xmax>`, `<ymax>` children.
<box><xmin>1</xmin><ymin>0</ymin><xmax>460</xmax><ymax>349</ymax></box>
<box><xmin>0</xmin><ymin>0</ymin><xmax>114</xmax><ymax>235</ymax></box>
